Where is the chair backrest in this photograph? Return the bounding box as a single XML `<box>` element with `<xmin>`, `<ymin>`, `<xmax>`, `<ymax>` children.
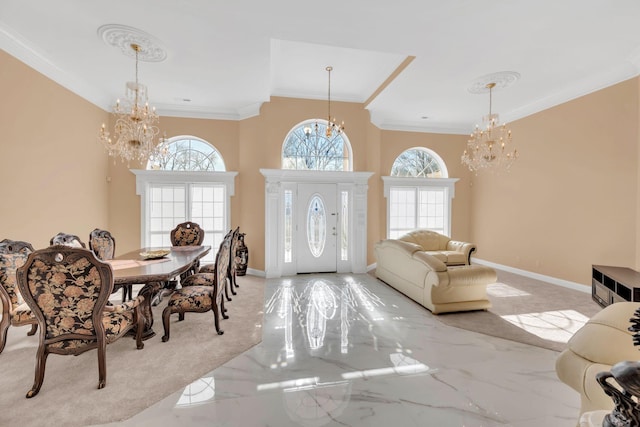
<box><xmin>16</xmin><ymin>245</ymin><xmax>113</xmax><ymax>350</ymax></box>
<box><xmin>89</xmin><ymin>229</ymin><xmax>116</xmax><ymax>260</ymax></box>
<box><xmin>0</xmin><ymin>239</ymin><xmax>35</xmax><ymax>309</ymax></box>
<box><xmin>214</xmin><ymin>232</ymin><xmax>232</xmax><ymax>301</ymax></box>
<box><xmin>398</xmin><ymin>229</ymin><xmax>450</xmax><ymax>251</ymax></box>
<box><xmin>229</xmin><ymin>227</ymin><xmax>240</xmax><ymax>274</ymax></box>
<box><xmin>50</xmin><ymin>232</ymin><xmax>86</xmax><ymax>248</ymax></box>
<box><xmin>170</xmin><ymin>222</ymin><xmax>204</xmax><ymax>246</ymax></box>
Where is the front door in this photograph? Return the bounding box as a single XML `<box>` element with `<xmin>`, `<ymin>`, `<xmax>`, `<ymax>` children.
<box><xmin>297</xmin><ymin>183</ymin><xmax>338</xmax><ymax>273</ymax></box>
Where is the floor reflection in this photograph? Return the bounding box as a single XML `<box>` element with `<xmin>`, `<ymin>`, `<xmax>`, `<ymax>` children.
<box><xmin>500</xmin><ymin>309</ymin><xmax>590</xmax><ymax>343</ymax></box>
<box><xmin>263</xmin><ymin>275</ymin><xmax>432</xmax><ymax>426</ymax></box>
<box><xmin>175</xmin><ymin>376</ymin><xmax>215</xmax><ymax>408</ymax></box>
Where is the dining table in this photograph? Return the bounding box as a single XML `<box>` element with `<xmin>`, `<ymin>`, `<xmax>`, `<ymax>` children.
<box><xmin>106</xmin><ymin>245</ymin><xmax>211</xmax><ymax>340</ymax></box>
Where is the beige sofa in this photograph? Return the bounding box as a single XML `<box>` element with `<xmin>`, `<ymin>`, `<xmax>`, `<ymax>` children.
<box><xmin>555</xmin><ymin>302</ymin><xmax>640</xmax><ymax>418</ymax></box>
<box><xmin>374</xmin><ymin>238</ymin><xmax>497</xmax><ymax>314</ymax></box>
<box><xmin>396</xmin><ymin>229</ymin><xmax>476</xmax><ymax>266</ymax></box>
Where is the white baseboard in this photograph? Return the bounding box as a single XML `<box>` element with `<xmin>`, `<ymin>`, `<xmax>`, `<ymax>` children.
<box><xmin>245</xmin><ymin>268</ymin><xmax>266</xmax><ymax>277</ymax></box>
<box><xmin>471</xmin><ymin>257</ymin><xmax>590</xmax><ymax>294</ymax></box>
<box><xmin>247</xmin><ymin>261</ymin><xmax>588</xmax><ymax>295</ymax></box>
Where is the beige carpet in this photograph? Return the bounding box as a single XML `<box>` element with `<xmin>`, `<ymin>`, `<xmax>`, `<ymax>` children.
<box><xmin>432</xmin><ymin>269</ymin><xmax>603</xmax><ymax>352</ymax></box>
<box><xmin>0</xmin><ymin>275</ymin><xmax>265</xmax><ymax>427</ymax></box>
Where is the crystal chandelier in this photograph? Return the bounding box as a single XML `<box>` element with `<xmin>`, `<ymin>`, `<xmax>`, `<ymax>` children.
<box><xmin>98</xmin><ymin>43</ymin><xmax>163</xmax><ymax>164</ymax></box>
<box><xmin>304</xmin><ymin>66</ymin><xmax>345</xmax><ymax>139</ymax></box>
<box><xmin>461</xmin><ymin>82</ymin><xmax>517</xmax><ymax>172</ymax></box>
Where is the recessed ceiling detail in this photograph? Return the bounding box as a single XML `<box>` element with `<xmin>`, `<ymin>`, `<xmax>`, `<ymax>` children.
<box><xmin>468</xmin><ymin>71</ymin><xmax>521</xmax><ymax>94</ymax></box>
<box><xmin>98</xmin><ymin>24</ymin><xmax>167</xmax><ymax>62</ymax></box>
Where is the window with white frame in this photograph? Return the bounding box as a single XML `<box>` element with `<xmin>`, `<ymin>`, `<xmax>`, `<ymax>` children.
<box><xmin>384</xmin><ymin>147</ymin><xmax>458</xmax><ymax>239</ymax></box>
<box><xmin>133</xmin><ymin>136</ymin><xmax>237</xmax><ymax>263</ymax></box>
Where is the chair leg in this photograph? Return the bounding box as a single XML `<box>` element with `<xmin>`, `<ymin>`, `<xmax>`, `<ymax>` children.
<box><xmin>211</xmin><ymin>303</ymin><xmax>224</xmax><ymax>335</ymax></box>
<box><xmin>161</xmin><ymin>306</ymin><xmax>172</xmax><ymax>342</ymax></box>
<box><xmin>97</xmin><ymin>339</ymin><xmax>107</xmax><ymax>390</ymax></box>
<box><xmin>221</xmin><ymin>295</ymin><xmax>229</xmax><ymax>320</ymax></box>
<box><xmin>26</xmin><ymin>347</ymin><xmax>49</xmax><ymax>398</ymax></box>
<box><xmin>232</xmin><ymin>269</ymin><xmax>240</xmax><ymax>288</ymax></box>
<box><xmin>224</xmin><ymin>278</ymin><xmax>232</xmax><ymax>302</ymax></box>
<box><xmin>0</xmin><ymin>316</ymin><xmax>9</xmax><ymax>354</ymax></box>
<box><xmin>229</xmin><ymin>275</ymin><xmax>237</xmax><ymax>296</ymax></box>
<box><xmin>27</xmin><ymin>323</ymin><xmax>38</xmax><ymax>336</ymax></box>
<box><xmin>122</xmin><ymin>285</ymin><xmax>133</xmax><ymax>302</ymax></box>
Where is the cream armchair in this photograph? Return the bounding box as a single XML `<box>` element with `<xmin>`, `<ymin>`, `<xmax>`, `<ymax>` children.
<box><xmin>375</xmin><ymin>239</ymin><xmax>496</xmax><ymax>314</ymax></box>
<box><xmin>397</xmin><ymin>229</ymin><xmax>476</xmax><ymax>265</ymax></box>
<box><xmin>555</xmin><ymin>301</ymin><xmax>640</xmax><ymax>418</ymax></box>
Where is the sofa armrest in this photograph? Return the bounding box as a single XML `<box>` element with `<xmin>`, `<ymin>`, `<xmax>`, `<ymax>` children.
<box><xmin>412</xmin><ymin>251</ymin><xmax>447</xmax><ymax>272</ymax></box>
<box><xmin>376</xmin><ymin>239</ymin><xmax>423</xmax><ymax>256</ymax></box>
<box><xmin>446</xmin><ymin>240</ymin><xmax>477</xmax><ymax>264</ymax></box>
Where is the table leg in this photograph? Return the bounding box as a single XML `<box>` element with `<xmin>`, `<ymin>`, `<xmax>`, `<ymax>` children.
<box><xmin>137</xmin><ymin>281</ymin><xmax>164</xmax><ymax>340</ymax></box>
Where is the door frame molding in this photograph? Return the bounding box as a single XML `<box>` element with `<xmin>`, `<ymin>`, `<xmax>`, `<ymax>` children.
<box><xmin>260</xmin><ymin>169</ymin><xmax>373</xmax><ymax>278</ymax></box>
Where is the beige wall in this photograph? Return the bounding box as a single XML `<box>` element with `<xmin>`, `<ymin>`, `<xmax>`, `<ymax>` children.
<box><xmin>470</xmin><ymin>78</ymin><xmax>639</xmax><ymax>285</ymax></box>
<box><xmin>0</xmin><ymin>50</ymin><xmax>109</xmax><ymax>249</ymax></box>
<box><xmin>4</xmin><ymin>48</ymin><xmax>640</xmax><ymax>287</ymax></box>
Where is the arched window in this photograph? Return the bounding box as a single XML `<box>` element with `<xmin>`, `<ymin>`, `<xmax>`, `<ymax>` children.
<box><xmin>134</xmin><ymin>136</ymin><xmax>236</xmax><ymax>263</ymax></box>
<box><xmin>391</xmin><ymin>147</ymin><xmax>447</xmax><ymax>178</ymax></box>
<box><xmin>384</xmin><ymin>147</ymin><xmax>458</xmax><ymax>239</ymax></box>
<box><xmin>282</xmin><ymin>119</ymin><xmax>352</xmax><ymax>171</ymax></box>
<box><xmin>147</xmin><ymin>136</ymin><xmax>225</xmax><ymax>171</ymax></box>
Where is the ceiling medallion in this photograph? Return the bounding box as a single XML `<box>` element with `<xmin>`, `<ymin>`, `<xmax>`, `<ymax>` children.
<box><xmin>98</xmin><ymin>24</ymin><xmax>167</xmax><ymax>62</ymax></box>
<box><xmin>468</xmin><ymin>71</ymin><xmax>520</xmax><ymax>94</ymax></box>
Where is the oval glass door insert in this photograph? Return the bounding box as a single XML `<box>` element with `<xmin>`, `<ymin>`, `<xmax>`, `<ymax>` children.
<box><xmin>307</xmin><ymin>195</ymin><xmax>327</xmax><ymax>258</ymax></box>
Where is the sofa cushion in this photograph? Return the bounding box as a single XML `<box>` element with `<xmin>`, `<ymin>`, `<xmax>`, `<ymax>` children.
<box><xmin>426</xmin><ymin>250</ymin><xmax>467</xmax><ymax>266</ymax></box>
<box><xmin>399</xmin><ymin>230</ymin><xmax>450</xmax><ymax>251</ymax></box>
<box><xmin>424</xmin><ymin>251</ymin><xmax>447</xmax><ymax>263</ymax></box>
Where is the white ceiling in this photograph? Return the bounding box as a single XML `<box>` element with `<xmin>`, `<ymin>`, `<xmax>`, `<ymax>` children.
<box><xmin>2</xmin><ymin>0</ymin><xmax>640</xmax><ymax>134</ymax></box>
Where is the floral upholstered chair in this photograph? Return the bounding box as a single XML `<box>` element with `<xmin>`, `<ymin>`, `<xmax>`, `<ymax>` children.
<box><xmin>199</xmin><ymin>228</ymin><xmax>237</xmax><ymax>301</ymax></box>
<box><xmin>50</xmin><ymin>232</ymin><xmax>86</xmax><ymax>248</ymax></box>
<box><xmin>0</xmin><ymin>239</ymin><xmax>38</xmax><ymax>354</ymax></box>
<box><xmin>88</xmin><ymin>228</ymin><xmax>133</xmax><ymax>302</ymax></box>
<box><xmin>161</xmin><ymin>231</ymin><xmax>231</xmax><ymax>342</ymax></box>
<box><xmin>16</xmin><ymin>245</ymin><xmax>145</xmax><ymax>398</ymax></box>
<box><xmin>170</xmin><ymin>221</ymin><xmax>205</xmax><ymax>247</ymax></box>
<box><xmin>88</xmin><ymin>229</ymin><xmax>115</xmax><ymax>260</ymax></box>
<box><xmin>170</xmin><ymin>221</ymin><xmax>205</xmax><ymax>283</ymax></box>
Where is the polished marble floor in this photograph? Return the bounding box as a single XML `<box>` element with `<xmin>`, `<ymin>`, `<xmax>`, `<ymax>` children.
<box><xmin>102</xmin><ymin>273</ymin><xmax>582</xmax><ymax>427</ymax></box>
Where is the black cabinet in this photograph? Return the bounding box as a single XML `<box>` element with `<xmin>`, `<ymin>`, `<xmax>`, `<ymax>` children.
<box><xmin>592</xmin><ymin>265</ymin><xmax>640</xmax><ymax>308</ymax></box>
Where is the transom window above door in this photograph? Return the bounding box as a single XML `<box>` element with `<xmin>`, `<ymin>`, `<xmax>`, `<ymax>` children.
<box><xmin>148</xmin><ymin>136</ymin><xmax>225</xmax><ymax>171</ymax></box>
<box><xmin>282</xmin><ymin>119</ymin><xmax>352</xmax><ymax>171</ymax></box>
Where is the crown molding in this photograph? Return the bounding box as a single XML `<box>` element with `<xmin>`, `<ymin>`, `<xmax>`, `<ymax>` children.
<box><xmin>156</xmin><ymin>101</ymin><xmax>263</xmax><ymax>121</ymax></box>
<box><xmin>0</xmin><ymin>19</ymin><xmax>111</xmax><ymax>111</ymax></box>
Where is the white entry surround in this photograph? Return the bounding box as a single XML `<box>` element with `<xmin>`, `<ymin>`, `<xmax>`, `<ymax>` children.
<box><xmin>261</xmin><ymin>169</ymin><xmax>374</xmax><ymax>278</ymax></box>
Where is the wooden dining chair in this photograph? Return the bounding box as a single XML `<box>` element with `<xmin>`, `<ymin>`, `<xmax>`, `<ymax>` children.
<box><xmin>199</xmin><ymin>227</ymin><xmax>236</xmax><ymax>302</ymax></box>
<box><xmin>170</xmin><ymin>221</ymin><xmax>205</xmax><ymax>279</ymax></box>
<box><xmin>88</xmin><ymin>228</ymin><xmax>133</xmax><ymax>302</ymax></box>
<box><xmin>16</xmin><ymin>245</ymin><xmax>145</xmax><ymax>398</ymax></box>
<box><xmin>50</xmin><ymin>232</ymin><xmax>86</xmax><ymax>248</ymax></box>
<box><xmin>0</xmin><ymin>239</ymin><xmax>38</xmax><ymax>354</ymax></box>
<box><xmin>161</xmin><ymin>231</ymin><xmax>231</xmax><ymax>342</ymax></box>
